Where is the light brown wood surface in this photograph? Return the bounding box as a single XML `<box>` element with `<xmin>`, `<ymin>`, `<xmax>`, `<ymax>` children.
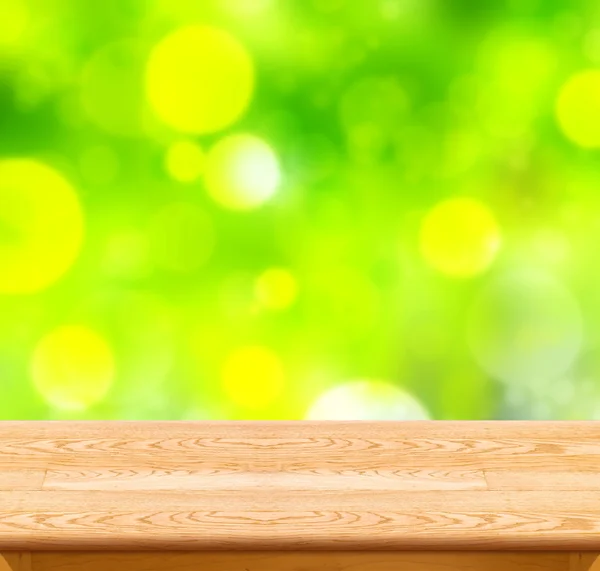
<box><xmin>0</xmin><ymin>421</ymin><xmax>599</xmax><ymax>550</ymax></box>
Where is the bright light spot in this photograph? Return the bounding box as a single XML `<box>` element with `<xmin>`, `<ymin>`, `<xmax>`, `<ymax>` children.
<box><xmin>0</xmin><ymin>0</ymin><xmax>29</xmax><ymax>49</ymax></box>
<box><xmin>222</xmin><ymin>345</ymin><xmax>285</xmax><ymax>409</ymax></box>
<box><xmin>419</xmin><ymin>196</ymin><xmax>501</xmax><ymax>278</ymax></box>
<box><xmin>146</xmin><ymin>25</ymin><xmax>254</xmax><ymax>135</ymax></box>
<box><xmin>31</xmin><ymin>325</ymin><xmax>115</xmax><ymax>411</ymax></box>
<box><xmin>147</xmin><ymin>201</ymin><xmax>214</xmax><ymax>272</ymax></box>
<box><xmin>0</xmin><ymin>159</ymin><xmax>84</xmax><ymax>294</ymax></box>
<box><xmin>254</xmin><ymin>267</ymin><xmax>298</xmax><ymax>310</ymax></box>
<box><xmin>165</xmin><ymin>140</ymin><xmax>206</xmax><ymax>183</ymax></box>
<box><xmin>305</xmin><ymin>379</ymin><xmax>430</xmax><ymax>420</ymax></box>
<box><xmin>204</xmin><ymin>133</ymin><xmax>280</xmax><ymax>210</ymax></box>
<box><xmin>556</xmin><ymin>69</ymin><xmax>600</xmax><ymax>148</ymax></box>
<box><xmin>79</xmin><ymin>145</ymin><xmax>119</xmax><ymax>185</ymax></box>
<box><xmin>81</xmin><ymin>40</ymin><xmax>146</xmax><ymax>137</ymax></box>
<box><xmin>467</xmin><ymin>270</ymin><xmax>583</xmax><ymax>388</ymax></box>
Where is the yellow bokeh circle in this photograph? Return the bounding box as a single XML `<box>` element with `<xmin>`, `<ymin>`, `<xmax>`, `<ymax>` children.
<box><xmin>254</xmin><ymin>267</ymin><xmax>298</xmax><ymax>310</ymax></box>
<box><xmin>556</xmin><ymin>69</ymin><xmax>600</xmax><ymax>148</ymax></box>
<box><xmin>0</xmin><ymin>0</ymin><xmax>29</xmax><ymax>49</ymax></box>
<box><xmin>165</xmin><ymin>140</ymin><xmax>206</xmax><ymax>183</ymax></box>
<box><xmin>222</xmin><ymin>345</ymin><xmax>285</xmax><ymax>409</ymax></box>
<box><xmin>31</xmin><ymin>325</ymin><xmax>115</xmax><ymax>411</ymax></box>
<box><xmin>204</xmin><ymin>133</ymin><xmax>281</xmax><ymax>210</ymax></box>
<box><xmin>146</xmin><ymin>25</ymin><xmax>254</xmax><ymax>135</ymax></box>
<box><xmin>0</xmin><ymin>159</ymin><xmax>84</xmax><ymax>294</ymax></box>
<box><xmin>419</xmin><ymin>196</ymin><xmax>501</xmax><ymax>278</ymax></box>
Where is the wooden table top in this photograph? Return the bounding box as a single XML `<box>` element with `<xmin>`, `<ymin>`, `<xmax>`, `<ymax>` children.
<box><xmin>0</xmin><ymin>420</ymin><xmax>599</xmax><ymax>551</ymax></box>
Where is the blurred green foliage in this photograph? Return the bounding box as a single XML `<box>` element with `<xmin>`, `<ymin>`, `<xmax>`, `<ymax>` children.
<box><xmin>1</xmin><ymin>0</ymin><xmax>600</xmax><ymax>421</ymax></box>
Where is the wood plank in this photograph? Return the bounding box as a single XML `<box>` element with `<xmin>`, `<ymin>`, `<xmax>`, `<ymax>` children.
<box><xmin>4</xmin><ymin>489</ymin><xmax>600</xmax><ymax>512</ymax></box>
<box><xmin>8</xmin><ymin>454</ymin><xmax>600</xmax><ymax>471</ymax></box>
<box><xmin>486</xmin><ymin>471</ymin><xmax>600</xmax><ymax>491</ymax></box>
<box><xmin>42</xmin><ymin>467</ymin><xmax>487</xmax><ymax>491</ymax></box>
<box><xmin>0</xmin><ymin>471</ymin><xmax>45</xmax><ymax>491</ymax></box>
<box><xmin>1</xmin><ymin>420</ymin><xmax>599</xmax><ymax>439</ymax></box>
<box><xmin>2</xmin><ymin>422</ymin><xmax>600</xmax><ymax>470</ymax></box>
<box><xmin>0</xmin><ymin>491</ymin><xmax>600</xmax><ymax>550</ymax></box>
<box><xmin>1</xmin><ymin>422</ymin><xmax>600</xmax><ymax>551</ymax></box>
<box><xmin>31</xmin><ymin>551</ymin><xmax>571</xmax><ymax>571</ymax></box>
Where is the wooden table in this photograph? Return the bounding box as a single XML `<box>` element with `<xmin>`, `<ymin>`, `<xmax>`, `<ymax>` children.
<box><xmin>0</xmin><ymin>421</ymin><xmax>599</xmax><ymax>571</ymax></box>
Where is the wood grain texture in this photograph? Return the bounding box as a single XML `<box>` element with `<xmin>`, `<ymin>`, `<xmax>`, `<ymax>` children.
<box><xmin>42</xmin><ymin>467</ymin><xmax>487</xmax><ymax>491</ymax></box>
<box><xmin>30</xmin><ymin>551</ymin><xmax>573</xmax><ymax>571</ymax></box>
<box><xmin>0</xmin><ymin>421</ymin><xmax>599</xmax><ymax>550</ymax></box>
<box><xmin>0</xmin><ymin>471</ymin><xmax>45</xmax><ymax>491</ymax></box>
<box><xmin>1</xmin><ymin>421</ymin><xmax>600</xmax><ymax>470</ymax></box>
<box><xmin>486</xmin><ymin>470</ymin><xmax>600</xmax><ymax>490</ymax></box>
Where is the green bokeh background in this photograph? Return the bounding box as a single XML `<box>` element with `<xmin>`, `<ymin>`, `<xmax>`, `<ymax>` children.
<box><xmin>1</xmin><ymin>0</ymin><xmax>600</xmax><ymax>420</ymax></box>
